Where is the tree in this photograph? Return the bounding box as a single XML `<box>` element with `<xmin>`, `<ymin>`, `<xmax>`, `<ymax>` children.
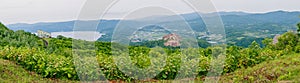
<box><xmin>297</xmin><ymin>23</ymin><xmax>300</xmax><ymax>36</ymax></box>
<box><xmin>248</xmin><ymin>41</ymin><xmax>261</xmax><ymax>62</ymax></box>
<box><xmin>276</xmin><ymin>32</ymin><xmax>299</xmax><ymax>50</ymax></box>
<box><xmin>198</xmin><ymin>39</ymin><xmax>211</xmax><ymax>48</ymax></box>
<box><xmin>262</xmin><ymin>38</ymin><xmax>273</xmax><ymax>49</ymax></box>
<box><xmin>249</xmin><ymin>41</ymin><xmax>260</xmax><ymax>49</ymax></box>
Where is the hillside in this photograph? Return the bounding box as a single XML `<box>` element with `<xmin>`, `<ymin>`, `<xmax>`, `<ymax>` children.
<box><xmin>219</xmin><ymin>53</ymin><xmax>300</xmax><ymax>82</ymax></box>
<box><xmin>0</xmin><ymin>22</ymin><xmax>43</xmax><ymax>48</ymax></box>
<box><xmin>0</xmin><ymin>22</ymin><xmax>9</xmax><ymax>30</ymax></box>
<box><xmin>1</xmin><ymin>17</ymin><xmax>300</xmax><ymax>82</ymax></box>
<box><xmin>0</xmin><ymin>58</ymin><xmax>77</xmax><ymax>83</ymax></box>
<box><xmin>8</xmin><ymin>11</ymin><xmax>299</xmax><ymax>33</ymax></box>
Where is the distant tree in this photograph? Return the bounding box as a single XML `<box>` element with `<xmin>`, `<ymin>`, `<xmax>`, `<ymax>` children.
<box><xmin>57</xmin><ymin>35</ymin><xmax>66</xmax><ymax>39</ymax></box>
<box><xmin>198</xmin><ymin>39</ymin><xmax>211</xmax><ymax>48</ymax></box>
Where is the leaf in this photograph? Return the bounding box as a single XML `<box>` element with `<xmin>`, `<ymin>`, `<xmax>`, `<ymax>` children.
<box><xmin>68</xmin><ymin>74</ymin><xmax>72</xmax><ymax>78</ymax></box>
<box><xmin>162</xmin><ymin>74</ymin><xmax>167</xmax><ymax>78</ymax></box>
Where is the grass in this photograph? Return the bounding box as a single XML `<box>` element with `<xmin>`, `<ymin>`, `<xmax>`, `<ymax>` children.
<box><xmin>0</xmin><ymin>58</ymin><xmax>77</xmax><ymax>83</ymax></box>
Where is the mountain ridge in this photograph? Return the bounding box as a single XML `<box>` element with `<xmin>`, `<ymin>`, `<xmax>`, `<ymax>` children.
<box><xmin>7</xmin><ymin>10</ymin><xmax>300</xmax><ymax>26</ymax></box>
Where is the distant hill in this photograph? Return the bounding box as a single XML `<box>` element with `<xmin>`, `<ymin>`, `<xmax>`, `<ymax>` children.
<box><xmin>7</xmin><ymin>11</ymin><xmax>299</xmax><ymax>32</ymax></box>
<box><xmin>220</xmin><ymin>11</ymin><xmax>300</xmax><ymax>24</ymax></box>
<box><xmin>216</xmin><ymin>11</ymin><xmax>250</xmax><ymax>16</ymax></box>
<box><xmin>7</xmin><ymin>11</ymin><xmax>300</xmax><ymax>33</ymax></box>
<box><xmin>8</xmin><ymin>21</ymin><xmax>75</xmax><ymax>33</ymax></box>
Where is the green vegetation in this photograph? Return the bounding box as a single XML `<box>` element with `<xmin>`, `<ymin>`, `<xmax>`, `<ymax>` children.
<box><xmin>0</xmin><ymin>58</ymin><xmax>77</xmax><ymax>82</ymax></box>
<box><xmin>219</xmin><ymin>53</ymin><xmax>300</xmax><ymax>82</ymax></box>
<box><xmin>0</xmin><ymin>25</ymin><xmax>43</xmax><ymax>48</ymax></box>
<box><xmin>0</xmin><ymin>20</ymin><xmax>300</xmax><ymax>82</ymax></box>
<box><xmin>297</xmin><ymin>22</ymin><xmax>300</xmax><ymax>36</ymax></box>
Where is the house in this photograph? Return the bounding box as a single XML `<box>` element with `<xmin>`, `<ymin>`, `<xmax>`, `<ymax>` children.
<box><xmin>37</xmin><ymin>30</ymin><xmax>51</xmax><ymax>38</ymax></box>
<box><xmin>273</xmin><ymin>34</ymin><xmax>280</xmax><ymax>44</ymax></box>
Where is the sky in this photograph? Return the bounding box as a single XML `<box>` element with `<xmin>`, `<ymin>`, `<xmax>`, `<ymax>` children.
<box><xmin>0</xmin><ymin>0</ymin><xmax>299</xmax><ymax>24</ymax></box>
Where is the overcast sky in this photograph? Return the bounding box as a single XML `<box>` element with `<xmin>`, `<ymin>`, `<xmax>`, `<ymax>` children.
<box><xmin>0</xmin><ymin>0</ymin><xmax>299</xmax><ymax>24</ymax></box>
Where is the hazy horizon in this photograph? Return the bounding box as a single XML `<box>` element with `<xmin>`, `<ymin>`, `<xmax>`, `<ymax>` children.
<box><xmin>4</xmin><ymin>10</ymin><xmax>300</xmax><ymax>25</ymax></box>
<box><xmin>0</xmin><ymin>0</ymin><xmax>299</xmax><ymax>24</ymax></box>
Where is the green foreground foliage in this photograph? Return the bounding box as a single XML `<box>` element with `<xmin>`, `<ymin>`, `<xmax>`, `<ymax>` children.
<box><xmin>0</xmin><ymin>58</ymin><xmax>77</xmax><ymax>83</ymax></box>
<box><xmin>0</xmin><ymin>22</ymin><xmax>300</xmax><ymax>82</ymax></box>
<box><xmin>219</xmin><ymin>53</ymin><xmax>300</xmax><ymax>82</ymax></box>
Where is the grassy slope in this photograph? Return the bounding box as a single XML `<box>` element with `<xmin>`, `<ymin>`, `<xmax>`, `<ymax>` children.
<box><xmin>219</xmin><ymin>53</ymin><xmax>300</xmax><ymax>82</ymax></box>
<box><xmin>0</xmin><ymin>58</ymin><xmax>77</xmax><ymax>83</ymax></box>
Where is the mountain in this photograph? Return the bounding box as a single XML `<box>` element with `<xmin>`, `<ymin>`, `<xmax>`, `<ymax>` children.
<box><xmin>7</xmin><ymin>11</ymin><xmax>300</xmax><ymax>33</ymax></box>
<box><xmin>8</xmin><ymin>21</ymin><xmax>75</xmax><ymax>33</ymax></box>
<box><xmin>220</xmin><ymin>11</ymin><xmax>300</xmax><ymax>24</ymax></box>
<box><xmin>6</xmin><ymin>11</ymin><xmax>300</xmax><ymax>47</ymax></box>
<box><xmin>216</xmin><ymin>11</ymin><xmax>250</xmax><ymax>16</ymax></box>
<box><xmin>138</xmin><ymin>11</ymin><xmax>250</xmax><ymax>22</ymax></box>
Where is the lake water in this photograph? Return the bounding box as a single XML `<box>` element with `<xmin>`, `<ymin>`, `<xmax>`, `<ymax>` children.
<box><xmin>51</xmin><ymin>31</ymin><xmax>104</xmax><ymax>41</ymax></box>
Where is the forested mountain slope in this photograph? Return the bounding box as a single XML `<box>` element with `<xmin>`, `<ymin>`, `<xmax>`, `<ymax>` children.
<box><xmin>0</xmin><ymin>23</ymin><xmax>43</xmax><ymax>48</ymax></box>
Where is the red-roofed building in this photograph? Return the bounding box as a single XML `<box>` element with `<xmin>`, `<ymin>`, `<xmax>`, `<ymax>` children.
<box><xmin>163</xmin><ymin>33</ymin><xmax>181</xmax><ymax>47</ymax></box>
<box><xmin>273</xmin><ymin>34</ymin><xmax>280</xmax><ymax>45</ymax></box>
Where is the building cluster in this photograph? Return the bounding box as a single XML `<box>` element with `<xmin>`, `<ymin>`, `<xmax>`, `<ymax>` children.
<box><xmin>37</xmin><ymin>30</ymin><xmax>51</xmax><ymax>38</ymax></box>
<box><xmin>163</xmin><ymin>33</ymin><xmax>181</xmax><ymax>47</ymax></box>
<box><xmin>272</xmin><ymin>34</ymin><xmax>280</xmax><ymax>45</ymax></box>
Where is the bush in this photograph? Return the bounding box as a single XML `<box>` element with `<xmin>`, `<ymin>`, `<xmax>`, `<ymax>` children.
<box><xmin>0</xmin><ymin>46</ymin><xmax>78</xmax><ymax>80</ymax></box>
<box><xmin>0</xmin><ymin>40</ymin><xmax>297</xmax><ymax>81</ymax></box>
